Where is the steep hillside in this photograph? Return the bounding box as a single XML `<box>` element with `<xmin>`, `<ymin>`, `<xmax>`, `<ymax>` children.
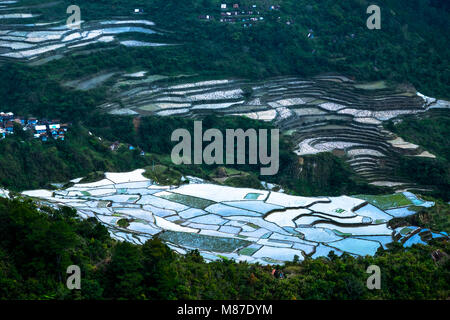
<box><xmin>0</xmin><ymin>0</ymin><xmax>448</xmax><ymax>97</ymax></box>
<box><xmin>97</xmin><ymin>73</ymin><xmax>449</xmax><ymax>192</ymax></box>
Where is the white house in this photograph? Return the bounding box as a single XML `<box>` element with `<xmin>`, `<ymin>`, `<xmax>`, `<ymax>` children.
<box><xmin>49</xmin><ymin>124</ymin><xmax>60</xmax><ymax>130</ymax></box>
<box><xmin>221</xmin><ymin>4</ymin><xmax>227</xmax><ymax>9</ymax></box>
<box><xmin>35</xmin><ymin>125</ymin><xmax>47</xmax><ymax>134</ymax></box>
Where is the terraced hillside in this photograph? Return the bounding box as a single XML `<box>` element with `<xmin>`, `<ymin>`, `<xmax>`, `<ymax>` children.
<box><xmin>0</xmin><ymin>0</ymin><xmax>170</xmax><ymax>64</ymax></box>
<box><xmin>21</xmin><ymin>169</ymin><xmax>447</xmax><ymax>264</ymax></box>
<box><xmin>98</xmin><ymin>73</ymin><xmax>450</xmax><ymax>188</ymax></box>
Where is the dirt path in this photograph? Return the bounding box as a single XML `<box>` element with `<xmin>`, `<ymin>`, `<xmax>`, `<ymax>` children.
<box><xmin>133</xmin><ymin>116</ymin><xmax>141</xmax><ymax>133</ymax></box>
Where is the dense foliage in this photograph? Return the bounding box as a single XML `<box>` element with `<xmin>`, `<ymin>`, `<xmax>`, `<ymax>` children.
<box><xmin>0</xmin><ymin>198</ymin><xmax>448</xmax><ymax>300</ymax></box>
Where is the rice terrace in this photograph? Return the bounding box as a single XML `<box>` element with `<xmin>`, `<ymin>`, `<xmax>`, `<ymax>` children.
<box><xmin>20</xmin><ymin>169</ymin><xmax>447</xmax><ymax>264</ymax></box>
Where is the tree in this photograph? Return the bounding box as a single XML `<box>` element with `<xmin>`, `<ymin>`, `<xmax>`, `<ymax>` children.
<box><xmin>104</xmin><ymin>242</ymin><xmax>144</xmax><ymax>299</ymax></box>
<box><xmin>142</xmin><ymin>238</ymin><xmax>178</xmax><ymax>300</ymax></box>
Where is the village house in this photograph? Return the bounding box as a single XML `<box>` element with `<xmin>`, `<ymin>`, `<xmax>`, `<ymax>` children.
<box><xmin>34</xmin><ymin>125</ymin><xmax>47</xmax><ymax>138</ymax></box>
<box><xmin>5</xmin><ymin>121</ymin><xmax>14</xmax><ymax>134</ymax></box>
<box><xmin>0</xmin><ymin>112</ymin><xmax>14</xmax><ymax>121</ymax></box>
<box><xmin>110</xmin><ymin>141</ymin><xmax>120</xmax><ymax>151</ymax></box>
<box><xmin>57</xmin><ymin>128</ymin><xmax>66</xmax><ymax>140</ymax></box>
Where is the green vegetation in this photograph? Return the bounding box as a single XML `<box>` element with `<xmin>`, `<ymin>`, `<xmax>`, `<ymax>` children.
<box><xmin>356</xmin><ymin>193</ymin><xmax>413</xmax><ymax>210</ymax></box>
<box><xmin>395</xmin><ymin>156</ymin><xmax>450</xmax><ymax>201</ymax></box>
<box><xmin>224</xmin><ymin>173</ymin><xmax>265</xmax><ymax>189</ymax></box>
<box><xmin>143</xmin><ymin>165</ymin><xmax>184</xmax><ymax>186</ymax></box>
<box><xmin>239</xmin><ymin>247</ymin><xmax>259</xmax><ymax>256</ymax></box>
<box><xmin>0</xmin><ymin>0</ymin><xmax>447</xmax><ymax>199</ymax></box>
<box><xmin>386</xmin><ymin>111</ymin><xmax>450</xmax><ymax>161</ymax></box>
<box><xmin>79</xmin><ymin>171</ymin><xmax>106</xmax><ymax>184</ymax></box>
<box><xmin>117</xmin><ymin>219</ymin><xmax>131</xmax><ymax>228</ymax></box>
<box><xmin>279</xmin><ymin>152</ymin><xmax>388</xmax><ymax>197</ymax></box>
<box><xmin>135</xmin><ymin>116</ymin><xmax>388</xmax><ymax>197</ymax></box>
<box><xmin>389</xmin><ymin>200</ymin><xmax>450</xmax><ymax>235</ymax></box>
<box><xmin>0</xmin><ymin>197</ymin><xmax>448</xmax><ymax>300</ymax></box>
<box><xmin>1</xmin><ymin>0</ymin><xmax>449</xmax><ymax>301</ymax></box>
<box><xmin>10</xmin><ymin>0</ymin><xmax>447</xmax><ymax>97</ymax></box>
<box><xmin>0</xmin><ymin>0</ymin><xmax>448</xmax><ymax>122</ymax></box>
<box><xmin>0</xmin><ymin>113</ymin><xmax>385</xmax><ymax>198</ymax></box>
<box><xmin>386</xmin><ymin>112</ymin><xmax>450</xmax><ymax>201</ymax></box>
<box><xmin>158</xmin><ymin>193</ymin><xmax>215</xmax><ymax>209</ymax></box>
<box><xmin>0</xmin><ymin>124</ymin><xmax>151</xmax><ymax>191</ymax></box>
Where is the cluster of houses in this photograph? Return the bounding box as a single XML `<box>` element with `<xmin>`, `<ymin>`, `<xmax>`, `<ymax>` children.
<box><xmin>0</xmin><ymin>112</ymin><xmax>14</xmax><ymax>137</ymax></box>
<box><xmin>199</xmin><ymin>3</ymin><xmax>280</xmax><ymax>27</ymax></box>
<box><xmin>0</xmin><ymin>112</ymin><xmax>69</xmax><ymax>141</ymax></box>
